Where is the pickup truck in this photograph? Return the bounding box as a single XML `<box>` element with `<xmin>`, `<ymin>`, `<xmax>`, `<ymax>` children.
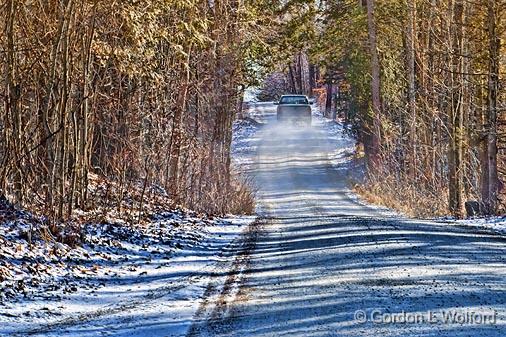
<box><xmin>275</xmin><ymin>95</ymin><xmax>312</xmax><ymax>126</ymax></box>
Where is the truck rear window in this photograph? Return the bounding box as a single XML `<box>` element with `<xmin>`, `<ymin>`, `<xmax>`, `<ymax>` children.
<box><xmin>279</xmin><ymin>96</ymin><xmax>308</xmax><ymax>105</ymax></box>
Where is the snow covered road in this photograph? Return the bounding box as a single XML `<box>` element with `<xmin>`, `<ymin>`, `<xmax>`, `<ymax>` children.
<box><xmin>4</xmin><ymin>102</ymin><xmax>505</xmax><ymax>337</ymax></box>
<box><xmin>189</xmin><ymin>103</ymin><xmax>506</xmax><ymax>336</ymax></box>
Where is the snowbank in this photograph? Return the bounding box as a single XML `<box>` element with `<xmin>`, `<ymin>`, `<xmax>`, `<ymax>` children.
<box><xmin>0</xmin><ymin>205</ymin><xmax>254</xmax><ymax>335</ymax></box>
<box><xmin>443</xmin><ymin>216</ymin><xmax>506</xmax><ymax>236</ymax></box>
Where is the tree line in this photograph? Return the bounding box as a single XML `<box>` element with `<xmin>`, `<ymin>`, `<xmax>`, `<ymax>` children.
<box><xmin>2</xmin><ymin>0</ymin><xmax>504</xmax><ymax>223</ymax></box>
<box><xmin>269</xmin><ymin>0</ymin><xmax>505</xmax><ymax>218</ymax></box>
<box><xmin>0</xmin><ymin>0</ymin><xmax>276</xmax><ymax>226</ymax></box>
<box><xmin>337</xmin><ymin>0</ymin><xmax>505</xmax><ymax>218</ymax></box>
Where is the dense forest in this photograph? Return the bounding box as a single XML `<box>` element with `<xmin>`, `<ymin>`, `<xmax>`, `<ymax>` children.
<box><xmin>322</xmin><ymin>0</ymin><xmax>506</xmax><ymax>219</ymax></box>
<box><xmin>259</xmin><ymin>0</ymin><xmax>506</xmax><ymax>218</ymax></box>
<box><xmin>0</xmin><ymin>0</ymin><xmax>277</xmax><ymax>226</ymax></box>
<box><xmin>1</xmin><ymin>0</ymin><xmax>505</xmax><ymax>225</ymax></box>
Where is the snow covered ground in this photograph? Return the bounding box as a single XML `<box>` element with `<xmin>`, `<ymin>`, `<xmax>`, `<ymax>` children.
<box><xmin>0</xmin><ymin>115</ymin><xmax>259</xmax><ymax>336</ymax></box>
<box><xmin>1</xmin><ymin>100</ymin><xmax>504</xmax><ymax>336</ymax></box>
<box><xmin>448</xmin><ymin>216</ymin><xmax>506</xmax><ymax>236</ymax></box>
<box><xmin>231</xmin><ymin>116</ymin><xmax>263</xmax><ymax>170</ymax></box>
<box><xmin>0</xmin><ymin>205</ymin><xmax>255</xmax><ymax>336</ymax></box>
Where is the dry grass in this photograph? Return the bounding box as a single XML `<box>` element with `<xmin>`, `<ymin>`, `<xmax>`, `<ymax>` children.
<box><xmin>225</xmin><ymin>177</ymin><xmax>256</xmax><ymax>215</ymax></box>
<box><xmin>354</xmin><ymin>171</ymin><xmax>449</xmax><ymax>218</ymax></box>
<box><xmin>2</xmin><ymin>171</ymin><xmax>256</xmax><ymax>247</ymax></box>
<box><xmin>189</xmin><ymin>174</ymin><xmax>256</xmax><ymax>216</ymax></box>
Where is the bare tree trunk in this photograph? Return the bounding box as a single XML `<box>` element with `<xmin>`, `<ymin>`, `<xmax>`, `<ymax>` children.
<box><xmin>296</xmin><ymin>53</ymin><xmax>303</xmax><ymax>94</ymax></box>
<box><xmin>4</xmin><ymin>0</ymin><xmax>22</xmax><ymax>205</ymax></box>
<box><xmin>325</xmin><ymin>82</ymin><xmax>332</xmax><ymax>117</ymax></box>
<box><xmin>168</xmin><ymin>88</ymin><xmax>186</xmax><ymax>198</ymax></box>
<box><xmin>331</xmin><ymin>84</ymin><xmax>338</xmax><ymax>121</ymax></box>
<box><xmin>237</xmin><ymin>84</ymin><xmax>245</xmax><ymax>119</ymax></box>
<box><xmin>482</xmin><ymin>0</ymin><xmax>500</xmax><ymax>214</ymax></box>
<box><xmin>41</xmin><ymin>0</ymin><xmax>71</xmax><ymax>221</ymax></box>
<box><xmin>309</xmin><ymin>64</ymin><xmax>316</xmax><ymax>95</ymax></box>
<box><xmin>288</xmin><ymin>64</ymin><xmax>296</xmax><ymax>93</ymax></box>
<box><xmin>448</xmin><ymin>0</ymin><xmax>465</xmax><ymax>218</ymax></box>
<box><xmin>366</xmin><ymin>0</ymin><xmax>382</xmax><ymax>168</ymax></box>
<box><xmin>406</xmin><ymin>0</ymin><xmax>417</xmax><ymax>178</ymax></box>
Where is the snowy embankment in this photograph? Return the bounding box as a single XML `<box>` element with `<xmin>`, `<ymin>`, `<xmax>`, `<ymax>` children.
<box><xmin>447</xmin><ymin>216</ymin><xmax>506</xmax><ymax>236</ymax></box>
<box><xmin>0</xmin><ymin>203</ymin><xmax>254</xmax><ymax>336</ymax></box>
<box><xmin>0</xmin><ymin>118</ymin><xmax>260</xmax><ymax>336</ymax></box>
<box><xmin>231</xmin><ymin>116</ymin><xmax>262</xmax><ymax>170</ymax></box>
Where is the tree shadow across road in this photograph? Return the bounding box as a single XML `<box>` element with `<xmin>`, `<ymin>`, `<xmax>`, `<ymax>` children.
<box><xmin>189</xmin><ymin>212</ymin><xmax>506</xmax><ymax>336</ymax></box>
<box><xmin>188</xmin><ymin>119</ymin><xmax>506</xmax><ymax>337</ymax></box>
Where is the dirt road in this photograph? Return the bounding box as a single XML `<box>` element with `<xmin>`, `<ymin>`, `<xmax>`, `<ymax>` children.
<box><xmin>188</xmin><ymin>103</ymin><xmax>506</xmax><ymax>337</ymax></box>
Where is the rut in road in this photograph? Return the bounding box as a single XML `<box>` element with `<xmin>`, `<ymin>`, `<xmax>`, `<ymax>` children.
<box><xmin>186</xmin><ymin>217</ymin><xmax>266</xmax><ymax>337</ymax></box>
<box><xmin>189</xmin><ymin>103</ymin><xmax>506</xmax><ymax>337</ymax></box>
